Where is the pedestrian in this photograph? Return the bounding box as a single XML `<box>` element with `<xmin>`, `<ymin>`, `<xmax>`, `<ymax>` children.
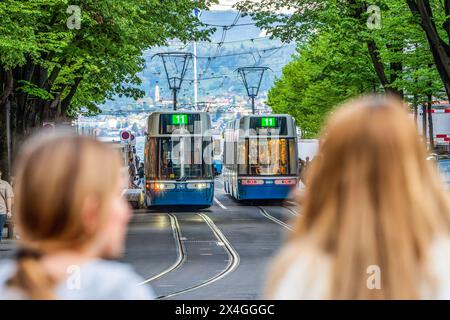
<box><xmin>137</xmin><ymin>163</ymin><xmax>145</xmax><ymax>187</ymax></box>
<box><xmin>297</xmin><ymin>158</ymin><xmax>304</xmax><ymax>179</ymax></box>
<box><xmin>266</xmin><ymin>95</ymin><xmax>450</xmax><ymax>299</ymax></box>
<box><xmin>128</xmin><ymin>158</ymin><xmax>136</xmax><ymax>188</ymax></box>
<box><xmin>0</xmin><ymin>170</ymin><xmax>13</xmax><ymax>243</ymax></box>
<box><xmin>300</xmin><ymin>157</ymin><xmax>310</xmax><ymax>185</ymax></box>
<box><xmin>0</xmin><ymin>134</ymin><xmax>154</xmax><ymax>299</ymax></box>
<box><xmin>135</xmin><ymin>154</ymin><xmax>140</xmax><ymax>170</ymax></box>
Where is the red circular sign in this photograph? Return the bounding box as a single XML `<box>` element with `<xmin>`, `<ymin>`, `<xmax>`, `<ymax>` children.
<box><xmin>130</xmin><ymin>134</ymin><xmax>135</xmax><ymax>141</ymax></box>
<box><xmin>121</xmin><ymin>131</ymin><xmax>130</xmax><ymax>140</ymax></box>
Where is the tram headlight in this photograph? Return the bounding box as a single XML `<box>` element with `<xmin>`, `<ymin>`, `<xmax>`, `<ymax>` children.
<box><xmin>187</xmin><ymin>183</ymin><xmax>210</xmax><ymax>189</ymax></box>
<box><xmin>151</xmin><ymin>183</ymin><xmax>175</xmax><ymax>190</ymax></box>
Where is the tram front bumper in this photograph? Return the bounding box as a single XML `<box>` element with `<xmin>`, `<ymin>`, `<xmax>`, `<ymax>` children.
<box><xmin>146</xmin><ymin>182</ymin><xmax>214</xmax><ymax>206</ymax></box>
<box><xmin>237</xmin><ymin>179</ymin><xmax>297</xmax><ymax>200</ymax></box>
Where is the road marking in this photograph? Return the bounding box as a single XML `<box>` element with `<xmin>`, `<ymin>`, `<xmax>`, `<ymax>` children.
<box><xmin>138</xmin><ymin>213</ymin><xmax>186</xmax><ymax>285</ymax></box>
<box><xmin>214</xmin><ymin>197</ymin><xmax>227</xmax><ymax>210</ymax></box>
<box><xmin>258</xmin><ymin>207</ymin><xmax>293</xmax><ymax>231</ymax></box>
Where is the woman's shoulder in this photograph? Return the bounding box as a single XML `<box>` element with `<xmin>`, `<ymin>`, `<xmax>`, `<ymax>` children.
<box><xmin>0</xmin><ymin>259</ymin><xmax>155</xmax><ymax>300</ymax></box>
<box><xmin>56</xmin><ymin>259</ymin><xmax>155</xmax><ymax>300</ymax></box>
<box><xmin>270</xmin><ymin>242</ymin><xmax>331</xmax><ymax>300</ymax></box>
<box><xmin>0</xmin><ymin>259</ymin><xmax>16</xmax><ymax>285</ymax></box>
<box><xmin>424</xmin><ymin>236</ymin><xmax>450</xmax><ymax>299</ymax></box>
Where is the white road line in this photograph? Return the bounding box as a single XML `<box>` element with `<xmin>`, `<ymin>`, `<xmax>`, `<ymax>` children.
<box><xmin>214</xmin><ymin>197</ymin><xmax>228</xmax><ymax>210</ymax></box>
<box><xmin>138</xmin><ymin>213</ymin><xmax>185</xmax><ymax>285</ymax></box>
<box><xmin>258</xmin><ymin>207</ymin><xmax>293</xmax><ymax>231</ymax></box>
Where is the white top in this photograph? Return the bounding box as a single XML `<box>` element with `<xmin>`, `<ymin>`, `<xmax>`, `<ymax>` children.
<box><xmin>0</xmin><ymin>259</ymin><xmax>155</xmax><ymax>300</ymax></box>
<box><xmin>272</xmin><ymin>237</ymin><xmax>450</xmax><ymax>299</ymax></box>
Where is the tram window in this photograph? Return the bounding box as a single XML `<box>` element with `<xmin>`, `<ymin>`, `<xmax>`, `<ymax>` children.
<box><xmin>247</xmin><ymin>138</ymin><xmax>294</xmax><ymax>176</ymax></box>
<box><xmin>158</xmin><ymin>137</ymin><xmax>212</xmax><ymax>180</ymax></box>
<box><xmin>146</xmin><ymin>138</ymin><xmax>158</xmax><ymax>179</ymax></box>
<box><xmin>160</xmin><ymin>139</ymin><xmax>181</xmax><ymax>179</ymax></box>
<box><xmin>238</xmin><ymin>140</ymin><xmax>248</xmax><ymax>175</ymax></box>
<box><xmin>159</xmin><ymin>114</ymin><xmax>201</xmax><ymax>134</ymax></box>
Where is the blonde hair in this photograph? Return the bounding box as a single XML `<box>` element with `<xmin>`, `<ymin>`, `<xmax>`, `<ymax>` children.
<box><xmin>7</xmin><ymin>133</ymin><xmax>123</xmax><ymax>299</ymax></box>
<box><xmin>267</xmin><ymin>95</ymin><xmax>450</xmax><ymax>299</ymax></box>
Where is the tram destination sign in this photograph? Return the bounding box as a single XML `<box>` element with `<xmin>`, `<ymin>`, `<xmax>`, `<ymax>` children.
<box><xmin>172</xmin><ymin>114</ymin><xmax>188</xmax><ymax>125</ymax></box>
<box><xmin>261</xmin><ymin>117</ymin><xmax>277</xmax><ymax>127</ymax></box>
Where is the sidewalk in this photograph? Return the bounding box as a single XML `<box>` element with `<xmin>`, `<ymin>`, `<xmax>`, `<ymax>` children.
<box><xmin>0</xmin><ymin>239</ymin><xmax>17</xmax><ymax>260</ymax></box>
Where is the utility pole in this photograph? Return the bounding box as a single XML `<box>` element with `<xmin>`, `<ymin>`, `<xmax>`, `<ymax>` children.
<box><xmin>193</xmin><ymin>7</ymin><xmax>201</xmax><ymax>110</ymax></box>
<box><xmin>193</xmin><ymin>41</ymin><xmax>198</xmax><ymax>110</ymax></box>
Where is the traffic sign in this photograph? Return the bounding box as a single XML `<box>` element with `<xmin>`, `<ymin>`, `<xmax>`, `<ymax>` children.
<box><xmin>130</xmin><ymin>133</ymin><xmax>136</xmax><ymax>146</ymax></box>
<box><xmin>120</xmin><ymin>130</ymin><xmax>131</xmax><ymax>144</ymax></box>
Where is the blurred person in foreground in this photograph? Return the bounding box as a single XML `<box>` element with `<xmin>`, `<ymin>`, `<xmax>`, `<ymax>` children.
<box><xmin>267</xmin><ymin>95</ymin><xmax>450</xmax><ymax>300</ymax></box>
<box><xmin>0</xmin><ymin>134</ymin><xmax>154</xmax><ymax>299</ymax></box>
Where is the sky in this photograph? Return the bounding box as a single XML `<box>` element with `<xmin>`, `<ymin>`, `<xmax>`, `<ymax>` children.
<box><xmin>210</xmin><ymin>0</ymin><xmax>240</xmax><ymax>11</ymax></box>
<box><xmin>210</xmin><ymin>0</ymin><xmax>293</xmax><ymax>14</ymax></box>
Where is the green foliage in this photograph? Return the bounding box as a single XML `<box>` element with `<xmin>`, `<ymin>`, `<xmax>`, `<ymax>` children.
<box><xmin>0</xmin><ymin>0</ymin><xmax>215</xmax><ymax>118</ymax></box>
<box><xmin>268</xmin><ymin>31</ymin><xmax>377</xmax><ymax>138</ymax></box>
<box><xmin>16</xmin><ymin>81</ymin><xmax>54</xmax><ymax>100</ymax></box>
<box><xmin>238</xmin><ymin>0</ymin><xmax>446</xmax><ymax>133</ymax></box>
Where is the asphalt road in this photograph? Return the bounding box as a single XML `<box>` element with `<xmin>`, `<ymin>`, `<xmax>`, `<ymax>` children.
<box><xmin>0</xmin><ymin>177</ymin><xmax>300</xmax><ymax>300</ymax></box>
<box><xmin>123</xmin><ymin>177</ymin><xmax>300</xmax><ymax>300</ymax></box>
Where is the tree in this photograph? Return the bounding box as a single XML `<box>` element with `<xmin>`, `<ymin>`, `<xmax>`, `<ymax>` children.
<box><xmin>406</xmin><ymin>0</ymin><xmax>450</xmax><ymax>100</ymax></box>
<box><xmin>268</xmin><ymin>31</ymin><xmax>378</xmax><ymax>137</ymax></box>
<box><xmin>0</xmin><ymin>0</ymin><xmax>215</xmax><ymax>178</ymax></box>
<box><xmin>237</xmin><ymin>0</ymin><xmax>444</xmax><ymax>146</ymax></box>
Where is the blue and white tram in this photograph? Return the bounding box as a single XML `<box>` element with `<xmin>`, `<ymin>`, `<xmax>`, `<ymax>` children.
<box><xmin>223</xmin><ymin>115</ymin><xmax>298</xmax><ymax>200</ymax></box>
<box><xmin>144</xmin><ymin>112</ymin><xmax>214</xmax><ymax>207</ymax></box>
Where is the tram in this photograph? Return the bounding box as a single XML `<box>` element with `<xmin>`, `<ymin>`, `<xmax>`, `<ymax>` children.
<box><xmin>212</xmin><ymin>132</ymin><xmax>223</xmax><ymax>175</ymax></box>
<box><xmin>223</xmin><ymin>114</ymin><xmax>299</xmax><ymax>200</ymax></box>
<box><xmin>144</xmin><ymin>112</ymin><xmax>214</xmax><ymax>207</ymax></box>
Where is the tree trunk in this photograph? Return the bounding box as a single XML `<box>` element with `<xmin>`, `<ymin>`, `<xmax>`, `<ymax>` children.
<box><xmin>427</xmin><ymin>94</ymin><xmax>434</xmax><ymax>150</ymax></box>
<box><xmin>422</xmin><ymin>103</ymin><xmax>427</xmax><ymax>141</ymax></box>
<box><xmin>413</xmin><ymin>94</ymin><xmax>418</xmax><ymax>123</ymax></box>
<box><xmin>407</xmin><ymin>0</ymin><xmax>450</xmax><ymax>101</ymax></box>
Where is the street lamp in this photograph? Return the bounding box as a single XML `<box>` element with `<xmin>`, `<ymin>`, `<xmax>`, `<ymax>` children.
<box><xmin>153</xmin><ymin>52</ymin><xmax>193</xmax><ymax>110</ymax></box>
<box><xmin>237</xmin><ymin>66</ymin><xmax>270</xmax><ymax>114</ymax></box>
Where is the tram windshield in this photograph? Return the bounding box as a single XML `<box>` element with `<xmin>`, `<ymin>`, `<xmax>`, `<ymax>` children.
<box><xmin>146</xmin><ymin>137</ymin><xmax>213</xmax><ymax>180</ymax></box>
<box><xmin>238</xmin><ymin>138</ymin><xmax>297</xmax><ymax>176</ymax></box>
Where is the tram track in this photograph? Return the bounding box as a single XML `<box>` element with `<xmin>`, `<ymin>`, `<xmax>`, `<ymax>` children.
<box><xmin>282</xmin><ymin>204</ymin><xmax>299</xmax><ymax>217</ymax></box>
<box><xmin>258</xmin><ymin>206</ymin><xmax>293</xmax><ymax>231</ymax></box>
<box><xmin>143</xmin><ymin>211</ymin><xmax>240</xmax><ymax>299</ymax></box>
<box><xmin>138</xmin><ymin>213</ymin><xmax>185</xmax><ymax>285</ymax></box>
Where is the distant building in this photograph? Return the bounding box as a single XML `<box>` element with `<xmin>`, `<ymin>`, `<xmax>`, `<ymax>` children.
<box><xmin>154</xmin><ymin>81</ymin><xmax>161</xmax><ymax>103</ymax></box>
